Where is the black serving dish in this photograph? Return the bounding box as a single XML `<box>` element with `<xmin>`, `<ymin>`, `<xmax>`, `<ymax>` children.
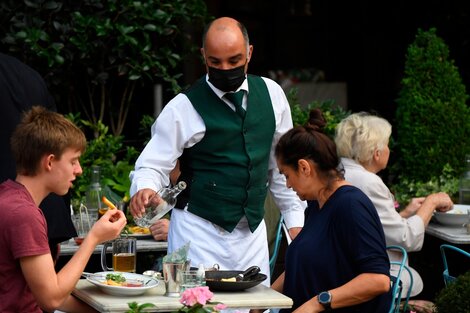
<box><xmin>205</xmin><ymin>270</ymin><xmax>267</xmax><ymax>292</ymax></box>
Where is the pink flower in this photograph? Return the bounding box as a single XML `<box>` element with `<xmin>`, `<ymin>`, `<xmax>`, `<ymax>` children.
<box><xmin>214</xmin><ymin>303</ymin><xmax>227</xmax><ymax>310</ymax></box>
<box><xmin>180</xmin><ymin>286</ymin><xmax>214</xmax><ymax>306</ymax></box>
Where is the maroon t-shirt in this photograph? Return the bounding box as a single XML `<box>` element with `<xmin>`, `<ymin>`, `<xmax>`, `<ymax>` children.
<box><xmin>0</xmin><ymin>180</ymin><xmax>50</xmax><ymax>312</ymax></box>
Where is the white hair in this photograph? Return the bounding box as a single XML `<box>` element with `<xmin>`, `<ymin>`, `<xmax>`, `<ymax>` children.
<box><xmin>335</xmin><ymin>112</ymin><xmax>392</xmax><ymax>165</ymax></box>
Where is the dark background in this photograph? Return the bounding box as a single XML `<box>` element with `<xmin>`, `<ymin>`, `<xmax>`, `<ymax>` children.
<box><xmin>21</xmin><ymin>0</ymin><xmax>466</xmax><ymax>144</ymax></box>
<box><xmin>183</xmin><ymin>0</ymin><xmax>470</xmax><ymax>124</ymax></box>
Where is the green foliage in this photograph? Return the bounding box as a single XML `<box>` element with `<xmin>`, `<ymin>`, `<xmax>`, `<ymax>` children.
<box><xmin>394</xmin><ymin>28</ymin><xmax>470</xmax><ymax>183</ymax></box>
<box><xmin>66</xmin><ymin>112</ymin><xmax>138</xmax><ymax>203</ymax></box>
<box><xmin>391</xmin><ymin>164</ymin><xmax>459</xmax><ymax>207</ymax></box>
<box><xmin>286</xmin><ymin>87</ymin><xmax>350</xmax><ymax>139</ymax></box>
<box><xmin>434</xmin><ymin>270</ymin><xmax>470</xmax><ymax>313</ymax></box>
<box><xmin>138</xmin><ymin>114</ymin><xmax>156</xmax><ymax>146</ymax></box>
<box><xmin>126</xmin><ymin>301</ymin><xmax>155</xmax><ymax>313</ymax></box>
<box><xmin>0</xmin><ymin>0</ymin><xmax>209</xmax><ymax>135</ymax></box>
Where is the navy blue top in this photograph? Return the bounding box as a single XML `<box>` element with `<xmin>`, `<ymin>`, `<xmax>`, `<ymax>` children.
<box><xmin>281</xmin><ymin>185</ymin><xmax>391</xmax><ymax>313</ymax></box>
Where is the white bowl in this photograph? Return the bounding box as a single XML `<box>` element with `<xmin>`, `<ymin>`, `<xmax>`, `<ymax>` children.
<box><xmin>433</xmin><ymin>204</ymin><xmax>470</xmax><ymax>227</ymax></box>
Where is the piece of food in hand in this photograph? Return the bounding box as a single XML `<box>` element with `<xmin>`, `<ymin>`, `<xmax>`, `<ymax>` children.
<box><xmin>102</xmin><ymin>196</ymin><xmax>117</xmax><ymax>210</ymax></box>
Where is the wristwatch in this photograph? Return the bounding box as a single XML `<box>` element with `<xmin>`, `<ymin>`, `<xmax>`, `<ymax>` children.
<box><xmin>317</xmin><ymin>291</ymin><xmax>332</xmax><ymax>311</ymax></box>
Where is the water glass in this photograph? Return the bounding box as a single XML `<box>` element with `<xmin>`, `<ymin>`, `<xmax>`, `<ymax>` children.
<box><xmin>180</xmin><ymin>270</ymin><xmax>205</xmax><ymax>292</ymax></box>
<box><xmin>71</xmin><ymin>212</ymin><xmax>92</xmax><ymax>245</ymax></box>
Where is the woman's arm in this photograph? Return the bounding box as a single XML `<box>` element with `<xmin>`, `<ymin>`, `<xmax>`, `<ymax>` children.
<box><xmin>271</xmin><ymin>271</ymin><xmax>285</xmax><ymax>293</ymax></box>
<box><xmin>293</xmin><ymin>273</ymin><xmax>390</xmax><ymax>313</ymax></box>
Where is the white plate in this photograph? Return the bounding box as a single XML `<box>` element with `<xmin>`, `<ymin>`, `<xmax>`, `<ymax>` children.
<box><xmin>127</xmin><ymin>233</ymin><xmax>153</xmax><ymax>239</ymax></box>
<box><xmin>434</xmin><ymin>204</ymin><xmax>470</xmax><ymax>227</ymax></box>
<box><xmin>87</xmin><ymin>271</ymin><xmax>159</xmax><ymax>296</ymax></box>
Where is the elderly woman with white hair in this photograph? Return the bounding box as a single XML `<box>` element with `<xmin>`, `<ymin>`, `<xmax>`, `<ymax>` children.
<box><xmin>334</xmin><ymin>112</ymin><xmax>453</xmax><ymax>299</ymax></box>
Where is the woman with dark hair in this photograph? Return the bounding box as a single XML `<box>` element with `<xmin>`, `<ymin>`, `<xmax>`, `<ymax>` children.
<box><xmin>273</xmin><ymin>109</ymin><xmax>391</xmax><ymax>312</ymax></box>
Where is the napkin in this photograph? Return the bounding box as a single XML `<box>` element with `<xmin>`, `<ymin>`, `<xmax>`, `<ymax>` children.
<box><xmin>163</xmin><ymin>241</ymin><xmax>190</xmax><ymax>263</ymax></box>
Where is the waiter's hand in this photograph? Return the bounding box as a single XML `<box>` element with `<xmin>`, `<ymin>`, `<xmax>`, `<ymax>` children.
<box><xmin>129</xmin><ymin>188</ymin><xmax>157</xmax><ymax>218</ymax></box>
<box><xmin>288</xmin><ymin>227</ymin><xmax>302</xmax><ymax>240</ymax></box>
<box><xmin>150</xmin><ymin>218</ymin><xmax>169</xmax><ymax>241</ymax></box>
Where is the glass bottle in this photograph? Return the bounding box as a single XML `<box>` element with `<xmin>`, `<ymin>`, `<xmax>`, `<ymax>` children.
<box><xmin>459</xmin><ymin>155</ymin><xmax>470</xmax><ymax>204</ymax></box>
<box><xmin>85</xmin><ymin>165</ymin><xmax>103</xmax><ymax>221</ymax></box>
<box><xmin>134</xmin><ymin>181</ymin><xmax>187</xmax><ymax>228</ymax></box>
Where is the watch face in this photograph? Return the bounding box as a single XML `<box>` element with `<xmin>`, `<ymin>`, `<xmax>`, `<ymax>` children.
<box><xmin>319</xmin><ymin>291</ymin><xmax>331</xmax><ymax>303</ymax></box>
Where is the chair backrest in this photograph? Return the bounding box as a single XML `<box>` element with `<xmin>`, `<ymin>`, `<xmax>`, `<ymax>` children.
<box><xmin>269</xmin><ymin>215</ymin><xmax>284</xmax><ymax>277</ymax></box>
<box><xmin>387</xmin><ymin>245</ymin><xmax>409</xmax><ymax>313</ymax></box>
<box><xmin>440</xmin><ymin>244</ymin><xmax>470</xmax><ymax>287</ymax></box>
<box><xmin>281</xmin><ymin>218</ymin><xmax>292</xmax><ymax>245</ymax></box>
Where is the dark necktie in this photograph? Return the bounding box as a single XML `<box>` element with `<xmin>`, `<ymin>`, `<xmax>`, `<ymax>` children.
<box><xmin>225</xmin><ymin>90</ymin><xmax>246</xmax><ymax>118</ymax></box>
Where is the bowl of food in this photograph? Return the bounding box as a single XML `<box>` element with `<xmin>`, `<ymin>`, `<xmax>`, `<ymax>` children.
<box><xmin>433</xmin><ymin>204</ymin><xmax>470</xmax><ymax>227</ymax></box>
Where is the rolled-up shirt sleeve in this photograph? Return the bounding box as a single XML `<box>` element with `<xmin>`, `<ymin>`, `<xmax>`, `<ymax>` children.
<box><xmin>263</xmin><ymin>77</ymin><xmax>306</xmax><ymax>229</ymax></box>
<box><xmin>130</xmin><ymin>93</ymin><xmax>204</xmax><ymax>196</ymax></box>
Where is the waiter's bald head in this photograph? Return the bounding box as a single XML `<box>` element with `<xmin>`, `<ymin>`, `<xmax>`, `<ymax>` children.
<box><xmin>202</xmin><ymin>17</ymin><xmax>250</xmax><ymax>54</ymax></box>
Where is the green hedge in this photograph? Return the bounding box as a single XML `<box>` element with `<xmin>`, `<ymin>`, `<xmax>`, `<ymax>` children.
<box><xmin>391</xmin><ymin>28</ymin><xmax>470</xmax><ymax>204</ymax></box>
<box><xmin>394</xmin><ymin>28</ymin><xmax>470</xmax><ymax>183</ymax></box>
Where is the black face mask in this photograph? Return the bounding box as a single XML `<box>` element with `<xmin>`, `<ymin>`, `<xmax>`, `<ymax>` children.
<box><xmin>208</xmin><ymin>64</ymin><xmax>246</xmax><ymax>92</ymax></box>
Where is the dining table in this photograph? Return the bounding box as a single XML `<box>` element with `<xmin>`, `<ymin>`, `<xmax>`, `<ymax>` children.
<box><xmin>425</xmin><ymin>221</ymin><xmax>470</xmax><ymax>244</ymax></box>
<box><xmin>57</xmin><ymin>238</ymin><xmax>168</xmax><ymax>274</ymax></box>
<box><xmin>73</xmin><ymin>279</ymin><xmax>293</xmax><ymax>313</ymax></box>
<box><xmin>408</xmin><ymin>221</ymin><xmax>470</xmax><ymax>301</ymax></box>
<box><xmin>60</xmin><ymin>238</ymin><xmax>168</xmax><ymax>256</ymax></box>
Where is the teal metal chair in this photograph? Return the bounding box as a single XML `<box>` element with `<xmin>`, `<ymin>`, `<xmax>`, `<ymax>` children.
<box><xmin>440</xmin><ymin>244</ymin><xmax>470</xmax><ymax>286</ymax></box>
<box><xmin>387</xmin><ymin>245</ymin><xmax>412</xmax><ymax>313</ymax></box>
<box><xmin>269</xmin><ymin>215</ymin><xmax>284</xmax><ymax>277</ymax></box>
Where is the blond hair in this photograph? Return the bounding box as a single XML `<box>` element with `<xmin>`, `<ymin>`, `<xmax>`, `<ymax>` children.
<box><xmin>335</xmin><ymin>112</ymin><xmax>391</xmax><ymax>165</ymax></box>
<box><xmin>11</xmin><ymin>106</ymin><xmax>86</xmax><ymax>176</ymax></box>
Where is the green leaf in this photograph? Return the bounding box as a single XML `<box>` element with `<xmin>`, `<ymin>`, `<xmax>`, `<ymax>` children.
<box><xmin>15</xmin><ymin>31</ymin><xmax>27</xmax><ymax>39</ymax></box>
<box><xmin>44</xmin><ymin>1</ymin><xmax>59</xmax><ymax>10</ymax></box>
<box><xmin>54</xmin><ymin>54</ymin><xmax>64</xmax><ymax>64</ymax></box>
<box><xmin>143</xmin><ymin>24</ymin><xmax>157</xmax><ymax>31</ymax></box>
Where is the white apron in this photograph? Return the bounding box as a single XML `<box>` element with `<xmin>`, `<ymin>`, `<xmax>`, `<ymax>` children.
<box><xmin>168</xmin><ymin>207</ymin><xmax>271</xmax><ymax>286</ymax></box>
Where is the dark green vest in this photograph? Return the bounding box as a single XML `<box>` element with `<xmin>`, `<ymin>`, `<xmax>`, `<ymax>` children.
<box><xmin>180</xmin><ymin>75</ymin><xmax>275</xmax><ymax>232</ymax></box>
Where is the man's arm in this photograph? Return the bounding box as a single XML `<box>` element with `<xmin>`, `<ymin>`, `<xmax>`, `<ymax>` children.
<box><xmin>268</xmin><ymin>167</ymin><xmax>306</xmax><ymax>239</ymax></box>
<box><xmin>20</xmin><ymin>209</ymin><xmax>126</xmax><ymax>312</ymax></box>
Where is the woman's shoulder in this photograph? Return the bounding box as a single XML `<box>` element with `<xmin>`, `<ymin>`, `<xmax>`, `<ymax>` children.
<box><xmin>333</xmin><ymin>185</ymin><xmax>377</xmax><ymax>211</ymax></box>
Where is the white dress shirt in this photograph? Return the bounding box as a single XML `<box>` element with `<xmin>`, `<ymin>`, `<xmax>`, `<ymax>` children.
<box><xmin>341</xmin><ymin>157</ymin><xmax>424</xmax><ymax>297</ymax></box>
<box><xmin>130</xmin><ymin>75</ymin><xmax>306</xmax><ymax>284</ymax></box>
<box><xmin>130</xmin><ymin>75</ymin><xmax>306</xmax><ymax>229</ymax></box>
